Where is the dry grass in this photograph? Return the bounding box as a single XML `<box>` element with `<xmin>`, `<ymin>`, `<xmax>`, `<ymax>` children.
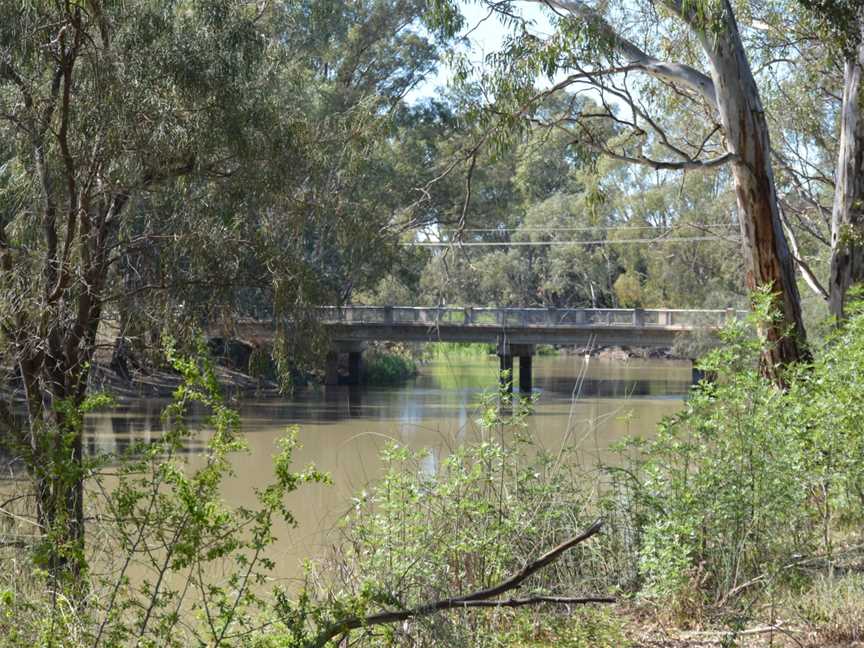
<box><xmin>798</xmin><ymin>573</ymin><xmax>864</xmax><ymax>644</ymax></box>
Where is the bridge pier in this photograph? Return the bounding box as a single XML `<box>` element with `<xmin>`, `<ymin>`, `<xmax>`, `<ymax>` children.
<box><xmin>519</xmin><ymin>354</ymin><xmax>533</xmax><ymax>394</ymax></box>
<box><xmin>498</xmin><ymin>341</ymin><xmax>535</xmax><ymax>394</ymax></box>
<box><xmin>325</xmin><ymin>351</ymin><xmax>340</xmax><ymax>386</ymax></box>
<box><xmin>325</xmin><ymin>341</ymin><xmax>366</xmax><ymax>386</ymax></box>
<box><xmin>347</xmin><ymin>351</ymin><xmax>362</xmax><ymax>386</ymax></box>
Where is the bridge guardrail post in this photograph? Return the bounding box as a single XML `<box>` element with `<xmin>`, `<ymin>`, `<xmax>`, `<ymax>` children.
<box><xmin>463</xmin><ymin>307</ymin><xmax>473</xmax><ymax>325</ymax></box>
<box><xmin>633</xmin><ymin>308</ymin><xmax>645</xmax><ymax>327</ymax></box>
<box><xmin>384</xmin><ymin>306</ymin><xmax>393</xmax><ymax>325</ymax></box>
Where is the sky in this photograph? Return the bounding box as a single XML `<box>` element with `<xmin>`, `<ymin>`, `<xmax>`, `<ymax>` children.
<box><xmin>407</xmin><ymin>1</ymin><xmax>552</xmax><ymax>103</ymax></box>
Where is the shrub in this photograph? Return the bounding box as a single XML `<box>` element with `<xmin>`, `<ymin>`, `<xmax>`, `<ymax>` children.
<box><xmin>319</xmin><ymin>390</ymin><xmax>614</xmax><ymax>647</ymax></box>
<box><xmin>423</xmin><ymin>342</ymin><xmax>496</xmax><ymax>360</ymax></box>
<box><xmin>604</xmin><ymin>291</ymin><xmax>864</xmax><ymax>619</ymax></box>
<box><xmin>363</xmin><ymin>346</ymin><xmax>419</xmax><ymax>385</ymax></box>
<box><xmin>0</xmin><ymin>343</ymin><xmax>329</xmax><ymax>647</ymax></box>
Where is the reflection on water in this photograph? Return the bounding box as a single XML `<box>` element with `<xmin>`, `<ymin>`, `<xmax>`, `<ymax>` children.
<box><xmin>83</xmin><ymin>355</ymin><xmax>692</xmax><ymax>579</ymax></box>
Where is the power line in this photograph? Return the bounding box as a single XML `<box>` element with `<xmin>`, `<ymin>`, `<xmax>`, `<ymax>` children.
<box><xmin>410</xmin><ymin>236</ymin><xmax>740</xmax><ymax>248</ymax></box>
<box><xmin>434</xmin><ymin>224</ymin><xmax>736</xmax><ymax>234</ymax></box>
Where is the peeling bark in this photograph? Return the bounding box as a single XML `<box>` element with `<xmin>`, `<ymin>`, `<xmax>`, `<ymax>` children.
<box><xmin>828</xmin><ymin>25</ymin><xmax>864</xmax><ymax>319</ymax></box>
<box><xmin>695</xmin><ymin>1</ymin><xmax>810</xmax><ymax>370</ymax></box>
<box><xmin>531</xmin><ymin>0</ymin><xmax>811</xmax><ymax>370</ymax></box>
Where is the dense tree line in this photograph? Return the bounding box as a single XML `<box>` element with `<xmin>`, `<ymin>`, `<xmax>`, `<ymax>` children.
<box><xmin>359</xmin><ymin>97</ymin><xmax>744</xmax><ymax>311</ymax></box>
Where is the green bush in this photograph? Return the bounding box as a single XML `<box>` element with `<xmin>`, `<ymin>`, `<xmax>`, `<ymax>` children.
<box><xmin>322</xmin><ymin>391</ymin><xmax>614</xmax><ymax>647</ymax></box>
<box><xmin>423</xmin><ymin>342</ymin><xmax>496</xmax><ymax>360</ymax></box>
<box><xmin>363</xmin><ymin>347</ymin><xmax>419</xmax><ymax>385</ymax></box>
<box><xmin>0</xmin><ymin>344</ymin><xmax>330</xmax><ymax>647</ymax></box>
<box><xmin>604</xmin><ymin>291</ymin><xmax>864</xmax><ymax>619</ymax></box>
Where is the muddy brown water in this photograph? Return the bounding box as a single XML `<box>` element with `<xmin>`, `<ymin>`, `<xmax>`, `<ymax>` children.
<box><xmin>82</xmin><ymin>355</ymin><xmax>692</xmax><ymax>584</ymax></box>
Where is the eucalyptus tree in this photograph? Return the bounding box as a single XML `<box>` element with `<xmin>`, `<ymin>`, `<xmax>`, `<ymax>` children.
<box><xmin>0</xmin><ymin>0</ymin><xmax>457</xmax><ymax>579</ymax></box>
<box><xmin>0</xmin><ymin>0</ymin><xmax>297</xmax><ymax>578</ymax></box>
<box><xmin>754</xmin><ymin>0</ymin><xmax>863</xmax><ymax>319</ymax></box>
<box><xmin>428</xmin><ymin>0</ymin><xmax>812</xmax><ymax>372</ymax></box>
<box><xmin>800</xmin><ymin>0</ymin><xmax>864</xmax><ymax>319</ymax></box>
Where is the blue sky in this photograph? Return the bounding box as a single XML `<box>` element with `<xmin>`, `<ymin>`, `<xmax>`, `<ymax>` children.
<box><xmin>408</xmin><ymin>1</ymin><xmax>552</xmax><ymax>102</ymax></box>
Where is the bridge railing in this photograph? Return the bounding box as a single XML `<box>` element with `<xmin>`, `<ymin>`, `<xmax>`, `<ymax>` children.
<box><xmin>315</xmin><ymin>306</ymin><xmax>745</xmax><ymax>329</ymax></box>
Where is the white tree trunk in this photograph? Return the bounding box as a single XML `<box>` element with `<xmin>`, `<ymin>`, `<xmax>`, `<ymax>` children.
<box><xmin>698</xmin><ymin>0</ymin><xmax>809</xmax><ymax>369</ymax></box>
<box><xmin>828</xmin><ymin>26</ymin><xmax>864</xmax><ymax>319</ymax></box>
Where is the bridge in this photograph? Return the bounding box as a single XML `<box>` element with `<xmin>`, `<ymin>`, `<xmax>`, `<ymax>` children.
<box><xmin>233</xmin><ymin>306</ymin><xmax>743</xmax><ymax>391</ymax></box>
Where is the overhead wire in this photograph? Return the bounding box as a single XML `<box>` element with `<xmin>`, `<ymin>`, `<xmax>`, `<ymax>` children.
<box><xmin>410</xmin><ymin>236</ymin><xmax>740</xmax><ymax>247</ymax></box>
<box><xmin>433</xmin><ymin>224</ymin><xmax>736</xmax><ymax>233</ymax></box>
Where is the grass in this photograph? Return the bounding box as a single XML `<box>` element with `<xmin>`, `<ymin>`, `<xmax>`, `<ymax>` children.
<box><xmin>424</xmin><ymin>342</ymin><xmax>560</xmax><ymax>359</ymax></box>
<box><xmin>798</xmin><ymin>573</ymin><xmax>864</xmax><ymax>643</ymax></box>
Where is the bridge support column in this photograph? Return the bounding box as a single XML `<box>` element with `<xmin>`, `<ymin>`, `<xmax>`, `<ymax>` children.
<box><xmin>325</xmin><ymin>351</ymin><xmax>339</xmax><ymax>386</ymax></box>
<box><xmin>497</xmin><ymin>341</ymin><xmax>535</xmax><ymax>394</ymax></box>
<box><xmin>348</xmin><ymin>351</ymin><xmax>363</xmax><ymax>386</ymax></box>
<box><xmin>509</xmin><ymin>344</ymin><xmax>535</xmax><ymax>394</ymax></box>
<box><xmin>519</xmin><ymin>354</ymin><xmax>533</xmax><ymax>394</ymax></box>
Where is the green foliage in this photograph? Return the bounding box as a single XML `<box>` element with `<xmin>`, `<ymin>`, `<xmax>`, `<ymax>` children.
<box><xmin>604</xmin><ymin>292</ymin><xmax>864</xmax><ymax>619</ymax></box>
<box><xmin>613</xmin><ymin>272</ymin><xmax>644</xmax><ymax>307</ymax></box>
<box><xmin>424</xmin><ymin>342</ymin><xmax>496</xmax><ymax>359</ymax></box>
<box><xmin>391</xmin><ymin>95</ymin><xmax>742</xmax><ymax>311</ymax></box>
<box><xmin>0</xmin><ymin>343</ymin><xmax>329</xmax><ymax>646</ymax></box>
<box><xmin>363</xmin><ymin>347</ymin><xmax>419</xmax><ymax>385</ymax></box>
<box><xmin>322</xmin><ymin>387</ymin><xmax>609</xmax><ymax>646</ymax></box>
<box><xmin>794</xmin><ymin>0</ymin><xmax>862</xmax><ymax>54</ymax></box>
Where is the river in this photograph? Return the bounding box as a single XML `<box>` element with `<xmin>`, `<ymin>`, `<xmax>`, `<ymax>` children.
<box><xmin>83</xmin><ymin>354</ymin><xmax>691</xmax><ymax>583</ymax></box>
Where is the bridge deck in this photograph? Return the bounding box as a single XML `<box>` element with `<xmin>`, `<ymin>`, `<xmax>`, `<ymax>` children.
<box><xmin>317</xmin><ymin>306</ymin><xmax>741</xmax><ymax>329</ymax></box>
<box><xmin>309</xmin><ymin>306</ymin><xmax>744</xmax><ymax>351</ymax></box>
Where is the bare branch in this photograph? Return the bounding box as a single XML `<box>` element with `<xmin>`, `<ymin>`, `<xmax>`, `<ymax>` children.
<box><xmin>312</xmin><ymin>519</ymin><xmax>608</xmax><ymax>647</ymax></box>
<box><xmin>779</xmin><ymin>204</ymin><xmax>828</xmax><ymax>300</ymax></box>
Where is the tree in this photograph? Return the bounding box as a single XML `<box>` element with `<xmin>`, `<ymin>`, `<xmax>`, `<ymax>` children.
<box><xmin>0</xmin><ymin>0</ymin><xmax>288</xmax><ymax>578</ymax></box>
<box><xmin>428</xmin><ymin>0</ymin><xmax>812</xmax><ymax>373</ymax></box>
<box><xmin>755</xmin><ymin>0</ymin><xmax>863</xmax><ymax>320</ymax></box>
<box><xmin>0</xmin><ymin>0</ymin><xmax>455</xmax><ymax>580</ymax></box>
<box><xmin>807</xmin><ymin>1</ymin><xmax>864</xmax><ymax>319</ymax></box>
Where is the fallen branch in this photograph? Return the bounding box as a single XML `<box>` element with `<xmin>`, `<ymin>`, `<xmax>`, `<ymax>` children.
<box><xmin>682</xmin><ymin>622</ymin><xmax>802</xmax><ymax>638</ymax></box>
<box><xmin>312</xmin><ymin>519</ymin><xmax>610</xmax><ymax>647</ymax></box>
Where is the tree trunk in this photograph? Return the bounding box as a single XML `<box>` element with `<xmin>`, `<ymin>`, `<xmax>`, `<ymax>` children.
<box><xmin>828</xmin><ymin>26</ymin><xmax>864</xmax><ymax>319</ymax></box>
<box><xmin>19</xmin><ymin>342</ymin><xmax>90</xmax><ymax>583</ymax></box>
<box><xmin>700</xmin><ymin>0</ymin><xmax>811</xmax><ymax>373</ymax></box>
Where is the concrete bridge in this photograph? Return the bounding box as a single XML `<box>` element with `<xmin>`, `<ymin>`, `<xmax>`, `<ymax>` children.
<box><xmin>234</xmin><ymin>306</ymin><xmax>743</xmax><ymax>391</ymax></box>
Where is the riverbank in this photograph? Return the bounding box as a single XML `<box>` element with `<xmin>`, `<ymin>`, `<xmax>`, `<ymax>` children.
<box><xmin>5</xmin><ymin>334</ymin><xmax>861</xmax><ymax>647</ymax></box>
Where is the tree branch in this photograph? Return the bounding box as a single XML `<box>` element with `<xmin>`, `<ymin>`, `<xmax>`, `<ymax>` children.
<box><xmin>779</xmin><ymin>203</ymin><xmax>828</xmax><ymax>300</ymax></box>
<box><xmin>312</xmin><ymin>519</ymin><xmax>608</xmax><ymax>647</ymax></box>
<box><xmin>529</xmin><ymin>0</ymin><xmax>718</xmax><ymax>111</ymax></box>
